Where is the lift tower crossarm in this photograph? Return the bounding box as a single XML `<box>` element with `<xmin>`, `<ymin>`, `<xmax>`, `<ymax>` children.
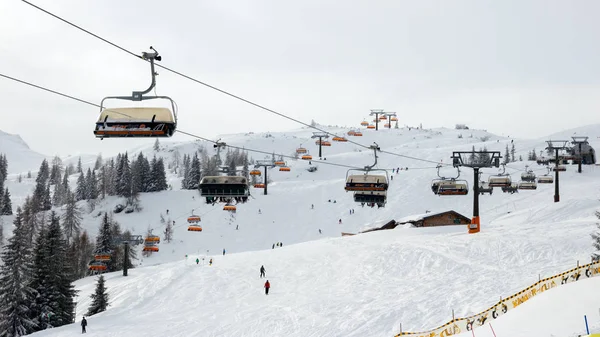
<box><xmin>546</xmin><ymin>140</ymin><xmax>570</xmax><ymax>202</ymax></box>
<box><xmin>451</xmin><ymin>150</ymin><xmax>502</xmax><ymax>234</ymax></box>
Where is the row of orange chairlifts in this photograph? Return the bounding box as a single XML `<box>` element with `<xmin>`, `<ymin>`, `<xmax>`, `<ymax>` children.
<box><xmin>88</xmin><ymin>234</ymin><xmax>162</xmax><ymax>272</ymax></box>
<box><xmin>360</xmin><ymin>115</ymin><xmax>398</xmax><ymax>129</ymax></box>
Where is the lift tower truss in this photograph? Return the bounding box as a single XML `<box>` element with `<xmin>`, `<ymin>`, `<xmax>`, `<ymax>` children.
<box><xmin>546</xmin><ymin>140</ymin><xmax>570</xmax><ymax>202</ymax></box>
<box><xmin>571</xmin><ymin>136</ymin><xmax>589</xmax><ymax>174</ymax></box>
<box><xmin>369</xmin><ymin>109</ymin><xmax>384</xmax><ymax>131</ymax></box>
<box><xmin>451</xmin><ymin>150</ymin><xmax>501</xmax><ymax>234</ymax></box>
<box><xmin>112</xmin><ymin>234</ymin><xmax>144</xmax><ymax>276</ymax></box>
<box><xmin>254</xmin><ymin>160</ymin><xmax>276</xmax><ymax>195</ymax></box>
<box><xmin>383</xmin><ymin>112</ymin><xmax>397</xmax><ymax>129</ymax></box>
<box><xmin>311</xmin><ymin>132</ymin><xmax>329</xmax><ymax>158</ymax></box>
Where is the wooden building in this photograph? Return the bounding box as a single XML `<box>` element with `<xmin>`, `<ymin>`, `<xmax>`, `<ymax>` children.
<box><xmin>397</xmin><ymin>211</ymin><xmax>470</xmax><ymax>227</ymax></box>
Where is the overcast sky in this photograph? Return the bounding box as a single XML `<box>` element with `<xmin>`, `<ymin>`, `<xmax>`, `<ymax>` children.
<box><xmin>1</xmin><ymin>0</ymin><xmax>599</xmax><ymax>157</ymax></box>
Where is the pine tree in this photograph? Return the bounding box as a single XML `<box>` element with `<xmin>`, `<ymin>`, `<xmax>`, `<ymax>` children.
<box><xmin>149</xmin><ymin>156</ymin><xmax>168</xmax><ymax>192</ymax></box>
<box><xmin>118</xmin><ymin>153</ymin><xmax>132</xmax><ymax>198</ymax></box>
<box><xmin>181</xmin><ymin>154</ymin><xmax>190</xmax><ymax>189</ymax></box>
<box><xmin>86</xmin><ymin>275</ymin><xmax>109</xmax><ymax>316</ymax></box>
<box><xmin>531</xmin><ymin>148</ymin><xmax>537</xmax><ymax>161</ymax></box>
<box><xmin>38</xmin><ymin>212</ymin><xmax>77</xmax><ymax>327</ymax></box>
<box><xmin>35</xmin><ymin>159</ymin><xmax>50</xmax><ymax>186</ymax></box>
<box><xmin>27</xmin><ymin>171</ymin><xmax>32</xmax><ymax>179</ymax></box>
<box><xmin>95</xmin><ymin>213</ymin><xmax>117</xmax><ymax>272</ymax></box>
<box><xmin>42</xmin><ymin>184</ymin><xmax>52</xmax><ymax>211</ymax></box>
<box><xmin>510</xmin><ymin>143</ymin><xmax>516</xmax><ymax>162</ymax></box>
<box><xmin>94</xmin><ymin>154</ymin><xmax>103</xmax><ymax>171</ymax></box>
<box><xmin>29</xmin><ymin>222</ymin><xmax>50</xmax><ymax>331</ymax></box>
<box><xmin>187</xmin><ymin>153</ymin><xmax>201</xmax><ymax>190</ymax></box>
<box><xmin>89</xmin><ymin>170</ymin><xmax>98</xmax><ymax>200</ymax></box>
<box><xmin>62</xmin><ymin>191</ymin><xmax>82</xmax><ymax>243</ymax></box>
<box><xmin>65</xmin><ymin>162</ymin><xmax>75</xmax><ymax>176</ymax></box>
<box><xmin>0</xmin><ymin>208</ymin><xmax>38</xmax><ymax>335</ymax></box>
<box><xmin>153</xmin><ymin>139</ymin><xmax>160</xmax><ymax>152</ymax></box>
<box><xmin>76</xmin><ymin>173</ymin><xmax>87</xmax><ymax>201</ymax></box>
<box><xmin>1</xmin><ymin>188</ymin><xmax>12</xmax><ymax>215</ymax></box>
<box><xmin>67</xmin><ymin>231</ymin><xmax>94</xmax><ymax>281</ymax></box>
<box><xmin>77</xmin><ymin>157</ymin><xmax>83</xmax><ymax>174</ymax></box>
<box><xmin>164</xmin><ymin>219</ymin><xmax>173</xmax><ymax>243</ymax></box>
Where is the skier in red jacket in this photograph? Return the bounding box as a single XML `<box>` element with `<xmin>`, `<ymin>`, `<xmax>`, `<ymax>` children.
<box><xmin>264</xmin><ymin>280</ymin><xmax>270</xmax><ymax>295</ymax></box>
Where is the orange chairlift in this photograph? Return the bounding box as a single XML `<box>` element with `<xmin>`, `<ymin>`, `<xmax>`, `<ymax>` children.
<box><xmin>431</xmin><ymin>165</ymin><xmax>468</xmax><ymax>196</ymax></box>
<box><xmin>360</xmin><ymin>121</ymin><xmax>369</xmax><ymax>126</ymax></box>
<box><xmin>296</xmin><ymin>147</ymin><xmax>308</xmax><ymax>154</ymax></box>
<box><xmin>250</xmin><ymin>169</ymin><xmax>262</xmax><ymax>176</ymax></box>
<box><xmin>254</xmin><ymin>183</ymin><xmax>265</xmax><ymax>188</ymax></box>
<box><xmin>332</xmin><ymin>136</ymin><xmax>347</xmax><ymax>142</ymax></box>
<box><xmin>366</xmin><ymin>124</ymin><xmax>375</xmax><ymax>129</ymax></box>
<box><xmin>279</xmin><ymin>166</ymin><xmax>291</xmax><ymax>172</ymax></box>
<box><xmin>88</xmin><ymin>261</ymin><xmax>107</xmax><ymax>272</ymax></box>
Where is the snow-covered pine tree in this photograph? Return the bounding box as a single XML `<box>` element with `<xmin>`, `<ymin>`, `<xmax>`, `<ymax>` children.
<box><xmin>116</xmin><ymin>153</ymin><xmax>132</xmax><ymax>198</ymax></box>
<box><xmin>89</xmin><ymin>170</ymin><xmax>98</xmax><ymax>200</ymax></box>
<box><xmin>153</xmin><ymin>138</ymin><xmax>160</xmax><ymax>152</ymax></box>
<box><xmin>95</xmin><ymin>213</ymin><xmax>116</xmax><ymax>271</ymax></box>
<box><xmin>188</xmin><ymin>153</ymin><xmax>201</xmax><ymax>189</ymax></box>
<box><xmin>65</xmin><ymin>162</ymin><xmax>75</xmax><ymax>176</ymax></box>
<box><xmin>52</xmin><ymin>181</ymin><xmax>63</xmax><ymax>207</ymax></box>
<box><xmin>531</xmin><ymin>149</ymin><xmax>537</xmax><ymax>161</ymax></box>
<box><xmin>42</xmin><ymin>184</ymin><xmax>52</xmax><ymax>211</ymax></box>
<box><xmin>139</xmin><ymin>155</ymin><xmax>152</xmax><ymax>193</ymax></box>
<box><xmin>62</xmin><ymin>191</ymin><xmax>82</xmax><ymax>244</ymax></box>
<box><xmin>36</xmin><ymin>159</ymin><xmax>50</xmax><ymax>186</ymax></box>
<box><xmin>29</xmin><ymin>222</ymin><xmax>50</xmax><ymax>331</ymax></box>
<box><xmin>42</xmin><ymin>212</ymin><xmax>77</xmax><ymax>327</ymax></box>
<box><xmin>49</xmin><ymin>162</ymin><xmax>61</xmax><ymax>186</ymax></box>
<box><xmin>241</xmin><ymin>152</ymin><xmax>249</xmax><ymax>181</ymax></box>
<box><xmin>27</xmin><ymin>170</ymin><xmax>32</xmax><ymax>179</ymax></box>
<box><xmin>164</xmin><ymin>219</ymin><xmax>173</xmax><ymax>243</ymax></box>
<box><xmin>0</xmin><ymin>154</ymin><xmax>7</xmax><ymax>182</ymax></box>
<box><xmin>77</xmin><ymin>157</ymin><xmax>83</xmax><ymax>174</ymax></box>
<box><xmin>150</xmin><ymin>156</ymin><xmax>168</xmax><ymax>192</ymax></box>
<box><xmin>109</xmin><ymin>219</ymin><xmax>123</xmax><ymax>271</ymax></box>
<box><xmin>181</xmin><ymin>154</ymin><xmax>190</xmax><ymax>189</ymax></box>
<box><xmin>94</xmin><ymin>153</ymin><xmax>103</xmax><ymax>171</ymax></box>
<box><xmin>1</xmin><ymin>187</ymin><xmax>12</xmax><ymax>215</ymax></box>
<box><xmin>86</xmin><ymin>275</ymin><xmax>109</xmax><ymax>316</ymax></box>
<box><xmin>68</xmin><ymin>231</ymin><xmax>95</xmax><ymax>280</ymax></box>
<box><xmin>510</xmin><ymin>143</ymin><xmax>516</xmax><ymax>162</ymax></box>
<box><xmin>76</xmin><ymin>172</ymin><xmax>87</xmax><ymax>201</ymax></box>
<box><xmin>0</xmin><ymin>208</ymin><xmax>38</xmax><ymax>335</ymax></box>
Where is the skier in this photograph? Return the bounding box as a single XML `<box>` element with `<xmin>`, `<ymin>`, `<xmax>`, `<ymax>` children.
<box><xmin>236</xmin><ymin>224</ymin><xmax>239</xmax><ymax>230</ymax></box>
<box><xmin>209</xmin><ymin>258</ymin><xmax>213</xmax><ymax>266</ymax></box>
<box><xmin>196</xmin><ymin>258</ymin><xmax>199</xmax><ymax>265</ymax></box>
<box><xmin>223</xmin><ymin>248</ymin><xmax>226</xmax><ymax>255</ymax></box>
<box><xmin>319</xmin><ymin>229</ymin><xmax>322</xmax><ymax>234</ymax></box>
<box><xmin>264</xmin><ymin>280</ymin><xmax>271</xmax><ymax>295</ymax></box>
<box><xmin>311</xmin><ymin>204</ymin><xmax>314</xmax><ymax>209</ymax></box>
<box><xmin>260</xmin><ymin>265</ymin><xmax>266</xmax><ymax>278</ymax></box>
<box><xmin>272</xmin><ymin>243</ymin><xmax>275</xmax><ymax>249</ymax></box>
<box><xmin>166</xmin><ymin>209</ymin><xmax>169</xmax><ymax>215</ymax></box>
<box><xmin>81</xmin><ymin>316</ymin><xmax>87</xmax><ymax>333</ymax></box>
<box><xmin>391</xmin><ymin>175</ymin><xmax>393</xmax><ymax>181</ymax></box>
<box><xmin>339</xmin><ymin>219</ymin><xmax>342</xmax><ymax>224</ymax></box>
<box><xmin>258</xmin><ymin>209</ymin><xmax>262</xmax><ymax>214</ymax></box>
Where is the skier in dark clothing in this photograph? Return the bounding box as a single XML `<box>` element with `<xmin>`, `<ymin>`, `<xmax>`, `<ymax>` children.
<box><xmin>260</xmin><ymin>265</ymin><xmax>266</xmax><ymax>278</ymax></box>
<box><xmin>81</xmin><ymin>316</ymin><xmax>87</xmax><ymax>333</ymax></box>
<box><xmin>264</xmin><ymin>280</ymin><xmax>270</xmax><ymax>295</ymax></box>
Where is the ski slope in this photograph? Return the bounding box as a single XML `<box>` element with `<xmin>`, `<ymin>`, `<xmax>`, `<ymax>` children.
<box><xmin>0</xmin><ymin>123</ymin><xmax>598</xmax><ymax>336</ymax></box>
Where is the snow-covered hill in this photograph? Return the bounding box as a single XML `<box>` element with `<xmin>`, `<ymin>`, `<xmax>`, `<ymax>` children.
<box><xmin>0</xmin><ymin>129</ymin><xmax>47</xmax><ymax>174</ymax></box>
<box><xmin>1</xmin><ymin>123</ymin><xmax>599</xmax><ymax>336</ymax></box>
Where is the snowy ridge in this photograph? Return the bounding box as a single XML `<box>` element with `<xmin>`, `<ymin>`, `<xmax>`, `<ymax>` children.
<box><xmin>0</xmin><ymin>129</ymin><xmax>47</xmax><ymax>174</ymax></box>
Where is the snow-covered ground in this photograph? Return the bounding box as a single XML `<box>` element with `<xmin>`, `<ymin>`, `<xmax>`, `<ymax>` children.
<box><xmin>1</xmin><ymin>123</ymin><xmax>599</xmax><ymax>336</ymax></box>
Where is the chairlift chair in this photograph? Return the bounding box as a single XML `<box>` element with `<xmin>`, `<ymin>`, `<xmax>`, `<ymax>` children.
<box><xmin>187</xmin><ymin>224</ymin><xmax>203</xmax><ymax>232</ymax></box>
<box><xmin>384</xmin><ymin>123</ymin><xmax>390</xmax><ymax>128</ymax></box>
<box><xmin>94</xmin><ymin>252</ymin><xmax>111</xmax><ymax>262</ymax></box>
<box><xmin>142</xmin><ymin>242</ymin><xmax>159</xmax><ymax>252</ymax></box>
<box><xmin>187</xmin><ymin>215</ymin><xmax>201</xmax><ymax>223</ymax></box>
<box><xmin>279</xmin><ymin>166</ymin><xmax>291</xmax><ymax>172</ymax></box>
<box><xmin>353</xmin><ymin>131</ymin><xmax>363</xmax><ymax>136</ymax></box>
<box><xmin>518</xmin><ymin>181</ymin><xmax>538</xmax><ymax>190</ymax></box>
<box><xmin>501</xmin><ymin>182</ymin><xmax>519</xmax><ymax>194</ymax></box>
<box><xmin>345</xmin><ymin>171</ymin><xmax>389</xmax><ymax>191</ymax></box>
<box><xmin>537</xmin><ymin>175</ymin><xmax>554</xmax><ymax>184</ymax></box>
<box><xmin>274</xmin><ymin>161</ymin><xmax>286</xmax><ymax>166</ymax></box>
<box><xmin>94</xmin><ymin>47</ymin><xmax>177</xmax><ymax>139</ymax></box>
<box><xmin>250</xmin><ymin>170</ymin><xmax>262</xmax><ymax>176</ymax></box>
<box><xmin>488</xmin><ymin>164</ymin><xmax>511</xmax><ymax>187</ymax></box>
<box><xmin>254</xmin><ymin>183</ymin><xmax>265</xmax><ymax>188</ymax></box>
<box><xmin>301</xmin><ymin>154</ymin><xmax>313</xmax><ymax>160</ymax></box>
<box><xmin>296</xmin><ymin>147</ymin><xmax>308</xmax><ymax>154</ymax></box>
<box><xmin>521</xmin><ymin>171</ymin><xmax>536</xmax><ymax>182</ymax></box>
<box><xmin>379</xmin><ymin>115</ymin><xmax>387</xmax><ymax>120</ymax></box>
<box><xmin>223</xmin><ymin>205</ymin><xmax>237</xmax><ymax>211</ymax></box>
<box><xmin>88</xmin><ymin>261</ymin><xmax>107</xmax><ymax>272</ymax></box>
<box><xmin>391</xmin><ymin>117</ymin><xmax>398</xmax><ymax>122</ymax></box>
<box><xmin>367</xmin><ymin>125</ymin><xmax>375</xmax><ymax>129</ymax></box>
<box><xmin>360</xmin><ymin>121</ymin><xmax>369</xmax><ymax>126</ymax></box>
<box><xmin>332</xmin><ymin>136</ymin><xmax>347</xmax><ymax>142</ymax></box>
<box><xmin>347</xmin><ymin>130</ymin><xmax>356</xmax><ymax>136</ymax></box>
<box><xmin>553</xmin><ymin>165</ymin><xmax>566</xmax><ymax>172</ymax></box>
<box><xmin>437</xmin><ymin>179</ymin><xmax>469</xmax><ymax>195</ymax></box>
<box><xmin>199</xmin><ymin>176</ymin><xmax>249</xmax><ymax>202</ymax></box>
<box><xmin>478</xmin><ymin>181</ymin><xmax>493</xmax><ymax>195</ymax></box>
<box><xmin>144</xmin><ymin>234</ymin><xmax>160</xmax><ymax>244</ymax></box>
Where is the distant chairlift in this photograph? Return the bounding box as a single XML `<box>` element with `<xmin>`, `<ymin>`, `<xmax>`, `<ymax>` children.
<box><xmin>501</xmin><ymin>182</ymin><xmax>519</xmax><ymax>194</ymax></box>
<box><xmin>431</xmin><ymin>165</ymin><xmax>468</xmax><ymax>196</ymax></box>
<box><xmin>488</xmin><ymin>164</ymin><xmax>512</xmax><ymax>188</ymax></box>
<box><xmin>199</xmin><ymin>176</ymin><xmax>249</xmax><ymax>204</ymax></box>
<box><xmin>537</xmin><ymin>168</ymin><xmax>554</xmax><ymax>184</ymax></box>
<box><xmin>344</xmin><ymin>143</ymin><xmax>388</xmax><ymax>208</ymax></box>
<box><xmin>521</xmin><ymin>166</ymin><xmax>536</xmax><ymax>182</ymax></box>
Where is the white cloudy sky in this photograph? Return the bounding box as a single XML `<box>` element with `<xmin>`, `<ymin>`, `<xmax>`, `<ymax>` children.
<box><xmin>1</xmin><ymin>0</ymin><xmax>599</xmax><ymax>157</ymax></box>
